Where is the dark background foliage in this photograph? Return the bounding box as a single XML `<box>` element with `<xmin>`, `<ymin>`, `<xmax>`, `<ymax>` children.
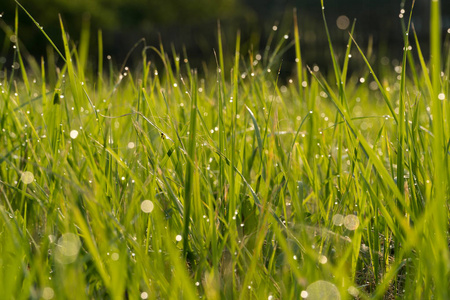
<box><xmin>0</xmin><ymin>0</ymin><xmax>449</xmax><ymax>74</ymax></box>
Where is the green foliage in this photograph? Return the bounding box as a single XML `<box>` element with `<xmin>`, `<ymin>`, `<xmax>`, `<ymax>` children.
<box><xmin>0</xmin><ymin>1</ymin><xmax>449</xmax><ymax>299</ymax></box>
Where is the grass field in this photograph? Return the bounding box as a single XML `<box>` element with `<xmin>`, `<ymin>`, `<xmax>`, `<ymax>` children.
<box><xmin>0</xmin><ymin>0</ymin><xmax>449</xmax><ymax>299</ymax></box>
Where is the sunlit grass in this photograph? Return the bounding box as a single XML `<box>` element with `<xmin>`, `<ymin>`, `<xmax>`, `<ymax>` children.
<box><xmin>0</xmin><ymin>0</ymin><xmax>449</xmax><ymax>299</ymax></box>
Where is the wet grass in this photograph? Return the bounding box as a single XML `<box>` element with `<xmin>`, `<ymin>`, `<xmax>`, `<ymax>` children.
<box><xmin>0</xmin><ymin>1</ymin><xmax>449</xmax><ymax>299</ymax></box>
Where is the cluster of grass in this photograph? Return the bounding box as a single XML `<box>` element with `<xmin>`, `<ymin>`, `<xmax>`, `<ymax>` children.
<box><xmin>1</xmin><ymin>0</ymin><xmax>449</xmax><ymax>299</ymax></box>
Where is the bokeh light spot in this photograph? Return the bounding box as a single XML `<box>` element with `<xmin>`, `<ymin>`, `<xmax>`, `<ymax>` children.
<box><xmin>332</xmin><ymin>214</ymin><xmax>344</xmax><ymax>226</ymax></box>
<box><xmin>336</xmin><ymin>15</ymin><xmax>350</xmax><ymax>30</ymax></box>
<box><xmin>55</xmin><ymin>233</ymin><xmax>81</xmax><ymax>264</ymax></box>
<box><xmin>306</xmin><ymin>280</ymin><xmax>341</xmax><ymax>300</ymax></box>
<box><xmin>141</xmin><ymin>200</ymin><xmax>154</xmax><ymax>213</ymax></box>
<box><xmin>70</xmin><ymin>130</ymin><xmax>79</xmax><ymax>139</ymax></box>
<box><xmin>21</xmin><ymin>171</ymin><xmax>34</xmax><ymax>184</ymax></box>
<box><xmin>344</xmin><ymin>215</ymin><xmax>360</xmax><ymax>230</ymax></box>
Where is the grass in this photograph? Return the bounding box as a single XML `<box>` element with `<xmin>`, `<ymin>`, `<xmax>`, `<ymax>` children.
<box><xmin>0</xmin><ymin>0</ymin><xmax>449</xmax><ymax>299</ymax></box>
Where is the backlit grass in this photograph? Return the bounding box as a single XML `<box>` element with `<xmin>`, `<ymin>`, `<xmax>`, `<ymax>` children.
<box><xmin>0</xmin><ymin>1</ymin><xmax>449</xmax><ymax>299</ymax></box>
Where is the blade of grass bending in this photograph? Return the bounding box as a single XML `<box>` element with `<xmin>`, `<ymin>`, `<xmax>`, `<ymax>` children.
<box><xmin>293</xmin><ymin>8</ymin><xmax>303</xmax><ymax>93</ymax></box>
<box><xmin>71</xmin><ymin>206</ymin><xmax>111</xmax><ymax>291</ymax></box>
<box><xmin>97</xmin><ymin>30</ymin><xmax>103</xmax><ymax>94</ymax></box>
<box><xmin>229</xmin><ymin>32</ymin><xmax>241</xmax><ymax>295</ymax></box>
<box><xmin>217</xmin><ymin>21</ymin><xmax>227</xmax><ymax>95</ymax></box>
<box><xmin>59</xmin><ymin>15</ymin><xmax>82</xmax><ymax>115</ymax></box>
<box><xmin>350</xmin><ymin>34</ymin><xmax>398</xmax><ymax>124</ymax></box>
<box><xmin>182</xmin><ymin>71</ymin><xmax>198</xmax><ymax>257</ymax></box>
<box><xmin>212</xmin><ymin>147</ymin><xmax>288</xmax><ymax>232</ymax></box>
<box><xmin>429</xmin><ymin>1</ymin><xmax>449</xmax><ymax>298</ymax></box>
<box><xmin>308</xmin><ymin>68</ymin><xmax>412</xmax><ymax>237</ymax></box>
<box><xmin>320</xmin><ymin>0</ymin><xmax>342</xmax><ymax>84</ymax></box>
<box><xmin>287</xmin><ymin>111</ymin><xmax>310</xmax><ymax>165</ymax></box>
<box><xmin>227</xmin><ymin>31</ymin><xmax>240</xmax><ymax>225</ymax></box>
<box><xmin>246</xmin><ymin>105</ymin><xmax>266</xmax><ymax>180</ymax></box>
<box><xmin>411</xmin><ymin>25</ymin><xmax>433</xmax><ymax>95</ymax></box>
<box><xmin>396</xmin><ymin>0</ymin><xmax>414</xmax><ymax>205</ymax></box>
<box><xmin>15</xmin><ymin>0</ymin><xmax>64</xmax><ymax>60</ymax></box>
<box><xmin>342</xmin><ymin>20</ymin><xmax>356</xmax><ymax>87</ymax></box>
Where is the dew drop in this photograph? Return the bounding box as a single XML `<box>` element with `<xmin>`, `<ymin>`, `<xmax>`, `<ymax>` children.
<box><xmin>175</xmin><ymin>235</ymin><xmax>182</xmax><ymax>242</ymax></box>
<box><xmin>319</xmin><ymin>255</ymin><xmax>328</xmax><ymax>264</ymax></box>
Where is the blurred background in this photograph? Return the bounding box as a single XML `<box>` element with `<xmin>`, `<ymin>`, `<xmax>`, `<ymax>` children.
<box><xmin>0</xmin><ymin>0</ymin><xmax>449</xmax><ymax>76</ymax></box>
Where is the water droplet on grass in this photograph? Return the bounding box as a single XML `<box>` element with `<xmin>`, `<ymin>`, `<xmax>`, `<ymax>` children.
<box><xmin>141</xmin><ymin>200</ymin><xmax>154</xmax><ymax>213</ymax></box>
<box><xmin>319</xmin><ymin>255</ymin><xmax>328</xmax><ymax>264</ymax></box>
<box><xmin>21</xmin><ymin>171</ymin><xmax>34</xmax><ymax>184</ymax></box>
<box><xmin>140</xmin><ymin>292</ymin><xmax>148</xmax><ymax>299</ymax></box>
<box><xmin>111</xmin><ymin>252</ymin><xmax>119</xmax><ymax>261</ymax></box>
<box><xmin>306</xmin><ymin>280</ymin><xmax>340</xmax><ymax>300</ymax></box>
<box><xmin>128</xmin><ymin>142</ymin><xmax>135</xmax><ymax>149</ymax></box>
<box><xmin>300</xmin><ymin>290</ymin><xmax>308</xmax><ymax>298</ymax></box>
<box><xmin>176</xmin><ymin>235</ymin><xmax>182</xmax><ymax>242</ymax></box>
